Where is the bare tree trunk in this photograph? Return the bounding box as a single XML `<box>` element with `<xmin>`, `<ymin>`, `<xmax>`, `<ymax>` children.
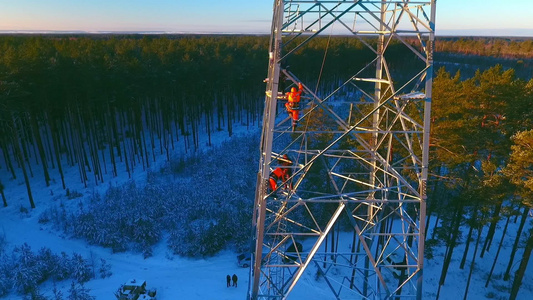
<box><xmin>144</xmin><ymin>102</ymin><xmax>155</xmax><ymax>163</ymax></box>
<box><xmin>436</xmin><ymin>202</ymin><xmax>463</xmax><ymax>299</ymax></box>
<box><xmin>0</xmin><ymin>139</ymin><xmax>16</xmax><ymax>179</ymax></box>
<box><xmin>1</xmin><ymin>190</ymin><xmax>6</xmax><ymax>207</ymax></box>
<box><xmin>227</xmin><ymin>99</ymin><xmax>233</xmax><ymax>137</ymax></box>
<box><xmin>0</xmin><ymin>181</ymin><xmax>7</xmax><ymax>207</ymax></box>
<box><xmin>485</xmin><ymin>215</ymin><xmax>510</xmax><ymax>287</ymax></box>
<box><xmin>110</xmin><ymin>104</ymin><xmax>122</xmax><ymax>162</ymax></box>
<box><xmin>87</xmin><ymin>124</ymin><xmax>101</xmax><ymax>185</ymax></box>
<box><xmin>510</xmin><ymin>230</ymin><xmax>533</xmax><ymax>300</ymax></box>
<box><xmin>440</xmin><ymin>203</ymin><xmax>463</xmax><ymax>284</ymax></box>
<box><xmin>89</xmin><ymin>111</ymin><xmax>104</xmax><ymax>183</ymax></box>
<box><xmin>206</xmin><ymin>108</ymin><xmax>212</xmax><ymax>147</ymax></box>
<box><xmin>94</xmin><ymin>110</ymin><xmax>108</xmax><ymax>177</ymax></box>
<box><xmin>460</xmin><ymin>207</ymin><xmax>478</xmax><ymax>269</ymax></box>
<box><xmin>426</xmin><ymin>165</ymin><xmax>443</xmax><ymax>238</ymax></box>
<box><xmin>19</xmin><ymin>117</ymin><xmax>34</xmax><ymax>178</ymax></box>
<box><xmin>30</xmin><ymin>111</ymin><xmax>51</xmax><ymax>186</ymax></box>
<box><xmin>140</xmin><ymin>112</ymin><xmax>150</xmax><ymax>169</ymax></box>
<box><xmin>463</xmin><ymin>226</ymin><xmax>483</xmax><ymax>300</ymax></box>
<box><xmin>120</xmin><ymin>111</ymin><xmax>131</xmax><ymax>179</ymax></box>
<box><xmin>12</xmin><ymin>115</ymin><xmax>35</xmax><ymax>209</ymax></box>
<box><xmin>504</xmin><ymin>206</ymin><xmax>529</xmax><ymax>281</ymax></box>
<box><xmin>163</xmin><ymin>112</ymin><xmax>170</xmax><ymax>161</ymax></box>
<box><xmin>431</xmin><ymin>212</ymin><xmax>441</xmax><ymax>240</ymax></box>
<box><xmin>132</xmin><ymin>107</ymin><xmax>146</xmax><ymax>171</ymax></box>
<box><xmin>217</xmin><ymin>95</ymin><xmax>224</xmax><ymax>131</ymax></box>
<box><xmin>61</xmin><ymin>118</ymin><xmax>74</xmax><ymax>166</ymax></box>
<box><xmin>480</xmin><ymin>202</ymin><xmax>502</xmax><ymax>257</ymax></box>
<box><xmin>42</xmin><ymin>115</ymin><xmax>55</xmax><ymax>169</ymax></box>
<box><xmin>51</xmin><ymin>121</ymin><xmax>66</xmax><ymax>189</ymax></box>
<box><xmin>75</xmin><ymin>107</ymin><xmax>91</xmax><ymax>174</ymax></box>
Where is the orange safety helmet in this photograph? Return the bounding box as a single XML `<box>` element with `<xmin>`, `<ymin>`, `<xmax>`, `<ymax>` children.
<box><xmin>291</xmin><ymin>87</ymin><xmax>297</xmax><ymax>92</ymax></box>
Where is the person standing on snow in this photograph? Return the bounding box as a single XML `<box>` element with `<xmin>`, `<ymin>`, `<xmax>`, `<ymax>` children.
<box><xmin>226</xmin><ymin>274</ymin><xmax>231</xmax><ymax>287</ymax></box>
<box><xmin>232</xmin><ymin>274</ymin><xmax>238</xmax><ymax>287</ymax></box>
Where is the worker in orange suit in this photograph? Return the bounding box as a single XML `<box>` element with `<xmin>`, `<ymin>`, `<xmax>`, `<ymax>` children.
<box><xmin>285</xmin><ymin>83</ymin><xmax>303</xmax><ymax>129</ymax></box>
<box><xmin>269</xmin><ymin>154</ymin><xmax>293</xmax><ymax>192</ymax></box>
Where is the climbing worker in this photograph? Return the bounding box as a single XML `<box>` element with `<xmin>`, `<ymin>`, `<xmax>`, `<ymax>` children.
<box><xmin>269</xmin><ymin>154</ymin><xmax>293</xmax><ymax>193</ymax></box>
<box><xmin>285</xmin><ymin>83</ymin><xmax>303</xmax><ymax>130</ymax></box>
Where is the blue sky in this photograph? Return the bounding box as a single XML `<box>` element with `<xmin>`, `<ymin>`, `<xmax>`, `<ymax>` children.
<box><xmin>0</xmin><ymin>0</ymin><xmax>531</xmax><ymax>36</ymax></box>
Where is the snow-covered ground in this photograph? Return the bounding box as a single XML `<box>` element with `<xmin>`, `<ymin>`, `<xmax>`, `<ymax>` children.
<box><xmin>1</xmin><ymin>120</ymin><xmax>532</xmax><ymax>299</ymax></box>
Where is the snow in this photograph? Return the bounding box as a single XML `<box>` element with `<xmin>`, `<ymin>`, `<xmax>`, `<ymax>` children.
<box><xmin>1</xmin><ymin>119</ymin><xmax>532</xmax><ymax>299</ymax></box>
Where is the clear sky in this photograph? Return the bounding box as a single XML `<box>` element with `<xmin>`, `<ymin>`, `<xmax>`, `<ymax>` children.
<box><xmin>0</xmin><ymin>0</ymin><xmax>531</xmax><ymax>36</ymax></box>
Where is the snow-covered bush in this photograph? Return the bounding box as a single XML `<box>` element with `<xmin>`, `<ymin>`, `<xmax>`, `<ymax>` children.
<box><xmin>0</xmin><ymin>275</ymin><xmax>11</xmax><ymax>297</ymax></box>
<box><xmin>60</xmin><ymin>134</ymin><xmax>258</xmax><ymax>257</ymax></box>
<box><xmin>66</xmin><ymin>189</ymin><xmax>83</xmax><ymax>200</ymax></box>
<box><xmin>19</xmin><ymin>205</ymin><xmax>30</xmax><ymax>218</ymax></box>
<box><xmin>106</xmin><ymin>232</ymin><xmax>128</xmax><ymax>254</ymax></box>
<box><xmin>67</xmin><ymin>282</ymin><xmax>94</xmax><ymax>300</ymax></box>
<box><xmin>98</xmin><ymin>259</ymin><xmax>112</xmax><ymax>279</ymax></box>
<box><xmin>36</xmin><ymin>247</ymin><xmax>59</xmax><ymax>282</ymax></box>
<box><xmin>132</xmin><ymin>214</ymin><xmax>162</xmax><ymax>247</ymax></box>
<box><xmin>38</xmin><ymin>210</ymin><xmax>51</xmax><ymax>224</ymax></box>
<box><xmin>0</xmin><ymin>245</ymin><xmax>97</xmax><ymax>297</ymax></box>
<box><xmin>12</xmin><ymin>244</ymin><xmax>42</xmax><ymax>293</ymax></box>
<box><xmin>168</xmin><ymin>218</ymin><xmax>227</xmax><ymax>257</ymax></box>
<box><xmin>42</xmin><ymin>202</ymin><xmax>69</xmax><ymax>232</ymax></box>
<box><xmin>21</xmin><ymin>288</ymin><xmax>48</xmax><ymax>300</ymax></box>
<box><xmin>162</xmin><ymin>135</ymin><xmax>257</xmax><ymax>256</ymax></box>
<box><xmin>52</xmin><ymin>283</ymin><xmax>64</xmax><ymax>300</ymax></box>
<box><xmin>0</xmin><ymin>251</ymin><xmax>15</xmax><ymax>297</ymax></box>
<box><xmin>53</xmin><ymin>252</ymin><xmax>74</xmax><ymax>281</ymax></box>
<box><xmin>71</xmin><ymin>253</ymin><xmax>93</xmax><ymax>283</ymax></box>
<box><xmin>0</xmin><ymin>231</ymin><xmax>6</xmax><ymax>255</ymax></box>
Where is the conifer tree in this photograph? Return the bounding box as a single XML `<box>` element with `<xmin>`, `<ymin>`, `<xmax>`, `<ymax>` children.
<box><xmin>504</xmin><ymin>130</ymin><xmax>533</xmax><ymax>300</ymax></box>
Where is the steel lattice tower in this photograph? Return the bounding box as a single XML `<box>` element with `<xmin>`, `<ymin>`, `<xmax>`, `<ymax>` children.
<box><xmin>250</xmin><ymin>1</ymin><xmax>436</xmax><ymax>299</ymax></box>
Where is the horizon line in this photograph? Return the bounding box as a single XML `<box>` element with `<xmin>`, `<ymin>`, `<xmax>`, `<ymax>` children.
<box><xmin>0</xmin><ymin>29</ymin><xmax>532</xmax><ymax>38</ymax></box>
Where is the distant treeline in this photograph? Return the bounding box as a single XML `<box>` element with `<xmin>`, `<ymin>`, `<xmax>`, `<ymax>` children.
<box><xmin>435</xmin><ymin>36</ymin><xmax>533</xmax><ymax>59</ymax></box>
